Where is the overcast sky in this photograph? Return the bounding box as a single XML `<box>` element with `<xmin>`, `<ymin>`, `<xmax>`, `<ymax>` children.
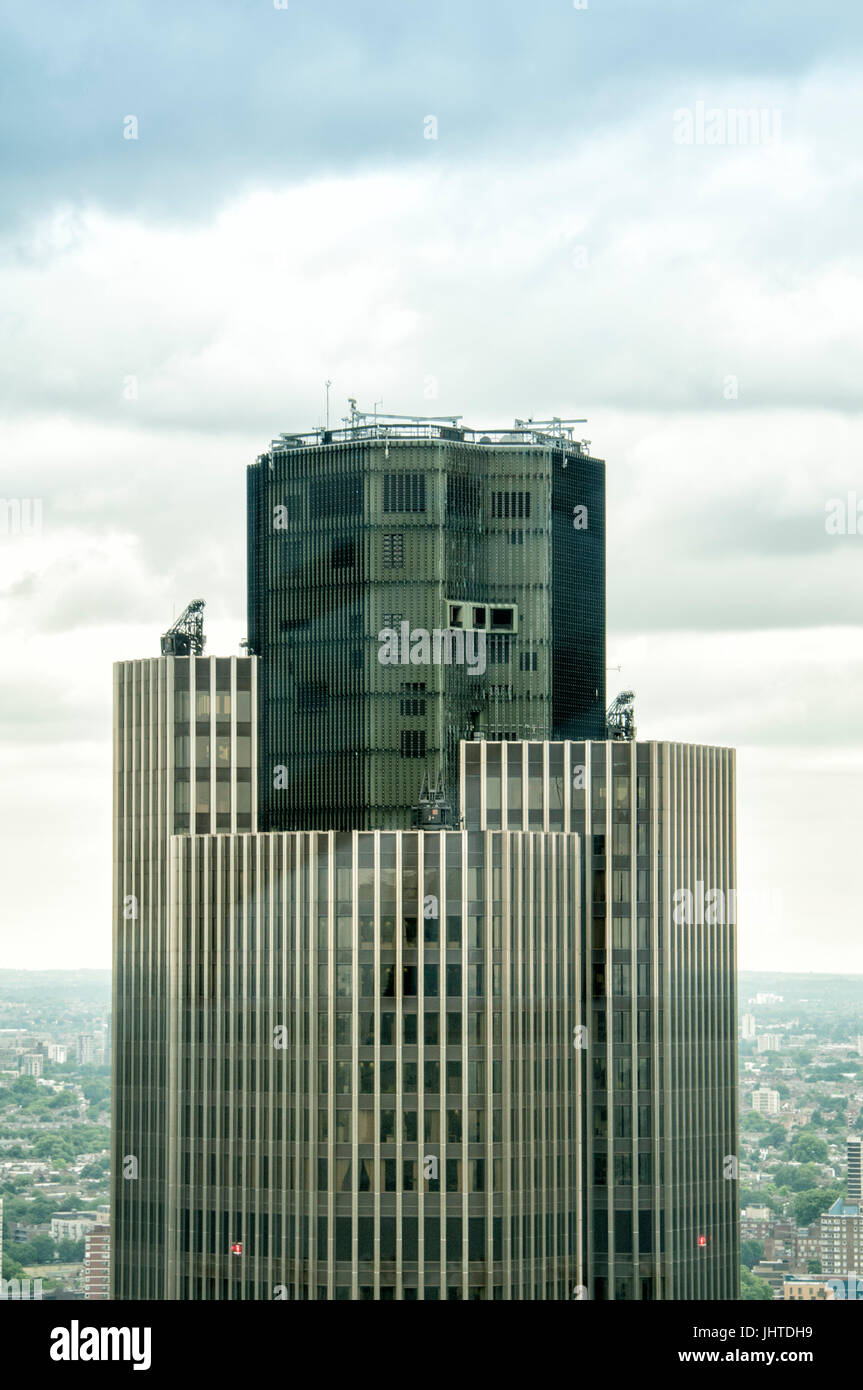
<box><xmin>2</xmin><ymin>0</ymin><xmax>862</xmax><ymax>972</ymax></box>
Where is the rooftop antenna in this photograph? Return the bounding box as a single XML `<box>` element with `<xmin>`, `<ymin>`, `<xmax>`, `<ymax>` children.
<box><xmin>325</xmin><ymin>380</ymin><xmax>332</xmax><ymax>431</ymax></box>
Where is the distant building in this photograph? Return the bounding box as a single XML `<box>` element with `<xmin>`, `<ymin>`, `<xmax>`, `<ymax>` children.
<box><xmin>20</xmin><ymin>1053</ymin><xmax>43</xmax><ymax>1077</ymax></box>
<box><xmin>47</xmin><ymin>1044</ymin><xmax>68</xmax><ymax>1064</ymax></box>
<box><xmin>77</xmin><ymin>1035</ymin><xmax>96</xmax><ymax>1066</ymax></box>
<box><xmin>819</xmin><ymin>1199</ymin><xmax>863</xmax><ymax>1277</ymax></box>
<box><xmin>754</xmin><ymin>993</ymin><xmax>783</xmax><ymax>1005</ymax></box>
<box><xmin>795</xmin><ymin>1221</ymin><xmax>822</xmax><ymax>1264</ymax></box>
<box><xmin>743</xmin><ymin>1205</ymin><xmax>772</xmax><ymax>1222</ymax></box>
<box><xmin>83</xmin><ymin>1224</ymin><xmax>110</xmax><ymax>1300</ymax></box>
<box><xmin>783</xmin><ymin>1277</ymin><xmax>835</xmax><ymax>1301</ymax></box>
<box><xmin>50</xmin><ymin>1213</ymin><xmax>97</xmax><ymax>1243</ymax></box>
<box><xmin>752</xmin><ymin>1258</ymin><xmax>790</xmax><ymax>1298</ymax></box>
<box><xmin>752</xmin><ymin>1088</ymin><xmax>780</xmax><ymax>1115</ymax></box>
<box><xmin>741</xmin><ymin>1014</ymin><xmax>756</xmax><ymax>1041</ymax></box>
<box><xmin>757</xmin><ymin>1034</ymin><xmax>782</xmax><ymax>1053</ymax></box>
<box><xmin>847</xmin><ymin>1137</ymin><xmax>862</xmax><ymax>1202</ymax></box>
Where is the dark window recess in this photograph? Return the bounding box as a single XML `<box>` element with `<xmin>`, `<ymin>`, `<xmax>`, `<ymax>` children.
<box><xmin>384</xmin><ymin>473</ymin><xmax>426</xmax><ymax>513</ymax></box>
<box><xmin>509</xmin><ymin>528</ymin><xmax>524</xmax><ymax>544</ymax></box>
<box><xmin>299</xmin><ymin>682</ymin><xmax>329</xmax><ymax>714</ymax></box>
<box><xmin>331</xmin><ymin>540</ymin><xmax>356</xmax><ymax>571</ymax></box>
<box><xmin>400</xmin><ymin>682</ymin><xmax>427</xmax><ymax>717</ymax></box>
<box><xmin>383</xmin><ymin>613</ymin><xmax>403</xmax><ymax>629</ymax></box>
<box><xmin>487</xmin><ymin>635</ymin><xmax>511</xmax><ymax>665</ymax></box>
<box><xmin>490</xmin><ymin>608</ymin><xmax>515</xmax><ymax>631</ymax></box>
<box><xmin>490</xmin><ymin>490</ymin><xmax>530</xmax><ymax>520</ymax></box>
<box><xmin>401</xmin><ymin>730</ymin><xmax>426</xmax><ymax>758</ymax></box>
<box><xmin>310</xmin><ymin>472</ymin><xmax>364</xmax><ymax>518</ymax></box>
<box><xmin>519</xmin><ymin>651</ymin><xmax>538</xmax><ymax>671</ymax></box>
<box><xmin>447</xmin><ymin>473</ymin><xmax>481</xmax><ymax>519</ymax></box>
<box><xmin>382</xmin><ymin>534</ymin><xmax>405</xmax><ymax>568</ymax></box>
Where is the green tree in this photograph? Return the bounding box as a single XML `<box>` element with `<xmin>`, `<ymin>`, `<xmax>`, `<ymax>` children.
<box><xmin>740</xmin><ymin>1265</ymin><xmax>774</xmax><ymax>1300</ymax></box>
<box><xmin>26</xmin><ymin>1233</ymin><xmax>57</xmax><ymax>1263</ymax></box>
<box><xmin>789</xmin><ymin>1164</ymin><xmax>822</xmax><ymax>1193</ymax></box>
<box><xmin>1</xmin><ymin>1249</ymin><xmax>26</xmax><ymax>1281</ymax></box>
<box><xmin>792</xmin><ymin>1188</ymin><xmax>838</xmax><ymax>1227</ymax></box>
<box><xmin>741</xmin><ymin>1239</ymin><xmax>764</xmax><ymax>1270</ymax></box>
<box><xmin>10</xmin><ymin>1076</ymin><xmax>40</xmax><ymax>1101</ymax></box>
<box><xmin>741</xmin><ymin>1112</ymin><xmax>769</xmax><ymax>1133</ymax></box>
<box><xmin>56</xmin><ymin>1238</ymin><xmax>85</xmax><ymax>1262</ymax></box>
<box><xmin>791</xmin><ymin>1132</ymin><xmax>829</xmax><ymax>1164</ymax></box>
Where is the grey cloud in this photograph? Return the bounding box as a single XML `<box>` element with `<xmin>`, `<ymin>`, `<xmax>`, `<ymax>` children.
<box><xmin>1</xmin><ymin>0</ymin><xmax>862</xmax><ymax>231</ymax></box>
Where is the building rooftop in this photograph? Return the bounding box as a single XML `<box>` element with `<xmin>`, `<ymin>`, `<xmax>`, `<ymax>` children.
<box><xmin>265</xmin><ymin>412</ymin><xmax>594</xmax><ymax>458</ymax></box>
<box><xmin>825</xmin><ymin>1198</ymin><xmax>861</xmax><ymax>1216</ymax></box>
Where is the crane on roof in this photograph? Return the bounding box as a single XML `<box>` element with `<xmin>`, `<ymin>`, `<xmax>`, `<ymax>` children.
<box><xmin>160</xmin><ymin>599</ymin><xmax>206</xmax><ymax>657</ymax></box>
<box><xmin>606</xmin><ymin>690</ymin><xmax>636</xmax><ymax>742</ymax></box>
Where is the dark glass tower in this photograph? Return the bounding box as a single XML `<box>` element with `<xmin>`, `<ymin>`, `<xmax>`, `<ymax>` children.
<box><xmin>247</xmin><ymin>419</ymin><xmax>605</xmax><ymax>831</ymax></box>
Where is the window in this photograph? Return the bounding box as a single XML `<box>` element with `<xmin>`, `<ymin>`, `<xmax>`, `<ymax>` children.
<box><xmin>382</xmin><ymin>534</ymin><xmax>405</xmax><ymax>568</ymax></box>
<box><xmin>400</xmin><ymin>682</ymin><xmax>426</xmax><ymax>716</ymax></box>
<box><xmin>490</xmin><ymin>607</ymin><xmax>515</xmax><ymax>631</ymax></box>
<box><xmin>331</xmin><ymin>539</ymin><xmax>356</xmax><ymax>571</ymax></box>
<box><xmin>509</xmin><ymin>529</ymin><xmax>524</xmax><ymax>544</ymax></box>
<box><xmin>491</xmin><ymin>490</ymin><xmax>530</xmax><ymax>519</ymax></box>
<box><xmin>401</xmin><ymin>730</ymin><xmax>426</xmax><ymax>758</ymax></box>
<box><xmin>447</xmin><ymin>473</ymin><xmax>480</xmax><ymax>519</ymax></box>
<box><xmin>310</xmin><ymin>472</ymin><xmax>363</xmax><ymax>517</ymax></box>
<box><xmin>384</xmin><ymin>473</ymin><xmax>426</xmax><ymax>513</ymax></box>
<box><xmin>487</xmin><ymin>634</ymin><xmax>511</xmax><ymax>664</ymax></box>
<box><xmin>519</xmin><ymin>651</ymin><xmax>538</xmax><ymax>672</ymax></box>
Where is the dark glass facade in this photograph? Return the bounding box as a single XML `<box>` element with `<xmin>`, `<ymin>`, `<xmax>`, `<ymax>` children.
<box><xmin>247</xmin><ymin>428</ymin><xmax>606</xmax><ymax>832</ymax></box>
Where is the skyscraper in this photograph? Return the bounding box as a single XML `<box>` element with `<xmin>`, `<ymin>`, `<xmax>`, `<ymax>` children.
<box><xmin>111</xmin><ymin>648</ymin><xmax>257</xmax><ymax>1299</ymax></box>
<box><xmin>460</xmin><ymin>736</ymin><xmax>738</xmax><ymax>1299</ymax></box>
<box><xmin>165</xmin><ymin>823</ymin><xmax>582</xmax><ymax>1299</ymax></box>
<box><xmin>247</xmin><ymin>416</ymin><xmax>605</xmax><ymax>831</ymax></box>
<box><xmin>113</xmin><ymin>411</ymin><xmax>738</xmax><ymax>1300</ymax></box>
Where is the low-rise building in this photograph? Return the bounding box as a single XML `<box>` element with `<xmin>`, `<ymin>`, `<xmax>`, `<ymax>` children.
<box><xmin>50</xmin><ymin>1213</ymin><xmax>97</xmax><ymax>1243</ymax></box>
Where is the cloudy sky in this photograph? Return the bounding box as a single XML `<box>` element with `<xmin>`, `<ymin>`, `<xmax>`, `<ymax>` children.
<box><xmin>2</xmin><ymin>0</ymin><xmax>862</xmax><ymax>972</ymax></box>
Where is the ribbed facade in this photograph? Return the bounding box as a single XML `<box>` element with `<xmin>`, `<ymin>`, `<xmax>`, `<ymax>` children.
<box><xmin>165</xmin><ymin>827</ymin><xmax>582</xmax><ymax>1299</ymax></box>
<box><xmin>460</xmin><ymin>738</ymin><xmax>739</xmax><ymax>1299</ymax></box>
<box><xmin>247</xmin><ymin>434</ymin><xmax>605</xmax><ymax>832</ymax></box>
<box><xmin>111</xmin><ymin>655</ymin><xmax>257</xmax><ymax>1299</ymax></box>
